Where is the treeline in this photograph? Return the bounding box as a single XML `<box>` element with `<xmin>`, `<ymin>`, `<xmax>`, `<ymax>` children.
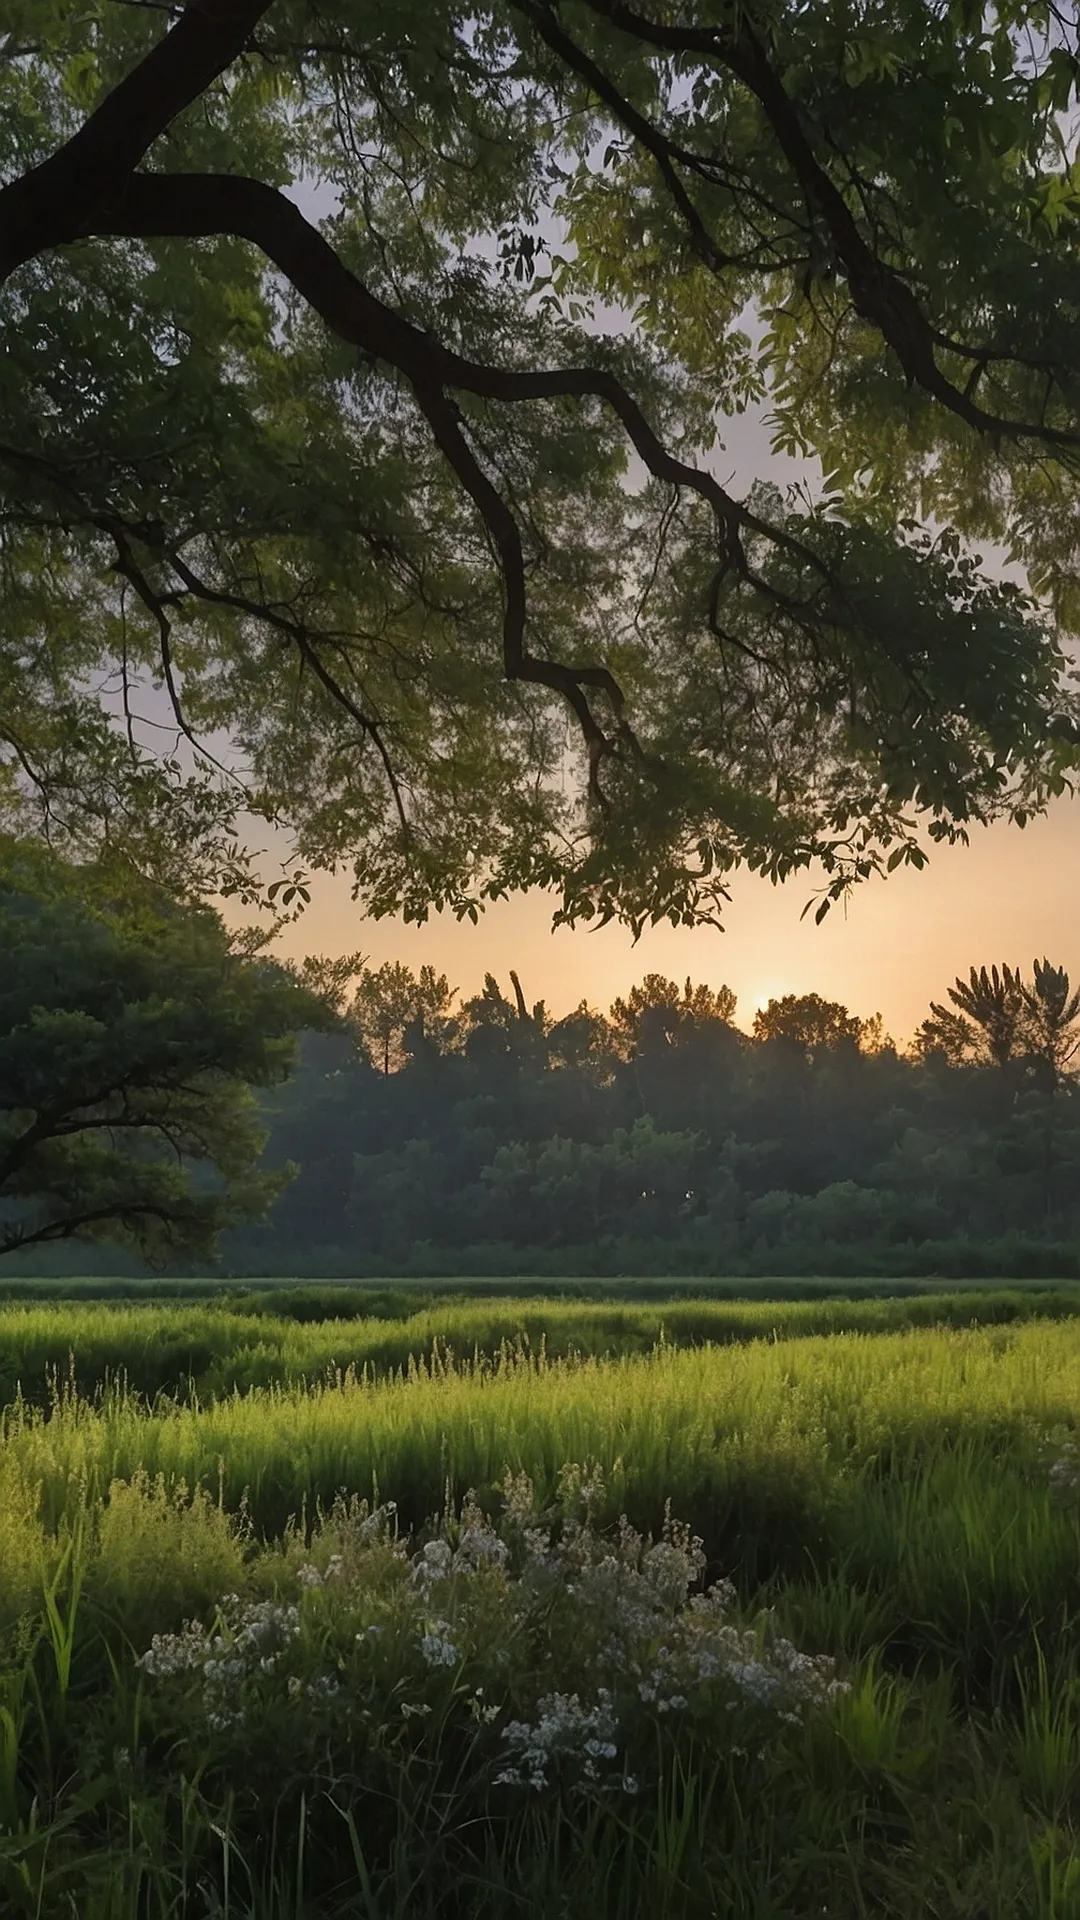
<box><xmin>223</xmin><ymin>960</ymin><xmax>1080</xmax><ymax>1278</ymax></box>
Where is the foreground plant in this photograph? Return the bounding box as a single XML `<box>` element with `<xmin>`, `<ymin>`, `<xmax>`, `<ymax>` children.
<box><xmin>135</xmin><ymin>1465</ymin><xmax>847</xmax><ymax>1805</ymax></box>
<box><xmin>3</xmin><ymin>1352</ymin><xmax>1080</xmax><ymax>1914</ymax></box>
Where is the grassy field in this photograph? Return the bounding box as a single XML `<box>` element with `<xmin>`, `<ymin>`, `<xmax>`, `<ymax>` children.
<box><xmin>1</xmin><ymin>1270</ymin><xmax>1074</xmax><ymax>1302</ymax></box>
<box><xmin>2</xmin><ymin>1283</ymin><xmax>1080</xmax><ymax>1406</ymax></box>
<box><xmin>2</xmin><ymin>1288</ymin><xmax>1080</xmax><ymax>1915</ymax></box>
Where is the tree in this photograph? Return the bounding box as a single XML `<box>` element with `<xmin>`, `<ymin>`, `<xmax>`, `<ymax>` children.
<box><xmin>752</xmin><ymin>993</ymin><xmax>865</xmax><ymax>1056</ymax></box>
<box><xmin>609</xmin><ymin>975</ymin><xmax>737</xmax><ymax>1056</ymax></box>
<box><xmin>547</xmin><ymin>1001</ymin><xmax>618</xmax><ymax>1080</ymax></box>
<box><xmin>913</xmin><ymin>1005</ymin><xmax>981</xmax><ymax>1070</ymax></box>
<box><xmin>917</xmin><ymin>958</ymin><xmax>1080</xmax><ymax>1083</ymax></box>
<box><xmin>2</xmin><ymin>5</ymin><xmax>1079</xmax><ymax>935</ymax></box>
<box><xmin>460</xmin><ymin>971</ymin><xmax>552</xmax><ymax>1075</ymax></box>
<box><xmin>0</xmin><ymin>840</ymin><xmax>323</xmax><ymax>1262</ymax></box>
<box><xmin>349</xmin><ymin>963</ymin><xmax>457</xmax><ymax>1075</ymax></box>
<box><xmin>928</xmin><ymin>964</ymin><xmax>1027</xmax><ymax>1071</ymax></box>
<box><xmin>1022</xmin><ymin>960</ymin><xmax>1080</xmax><ymax>1085</ymax></box>
<box><xmin>223</xmin><ymin>949</ymin><xmax>1080</xmax><ymax>1275</ymax></box>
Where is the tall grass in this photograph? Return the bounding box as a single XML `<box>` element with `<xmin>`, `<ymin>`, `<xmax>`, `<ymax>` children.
<box><xmin>3</xmin><ymin>1311</ymin><xmax>1080</xmax><ymax>1913</ymax></box>
<box><xmin>2</xmin><ymin>1321</ymin><xmax>1078</xmax><ymax>1643</ymax></box>
<box><xmin>0</xmin><ymin>1284</ymin><xmax>1078</xmax><ymax>1406</ymax></box>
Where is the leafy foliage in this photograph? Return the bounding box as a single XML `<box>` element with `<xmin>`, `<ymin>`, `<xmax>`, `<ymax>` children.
<box><xmin>920</xmin><ymin>959</ymin><xmax>1080</xmax><ymax>1076</ymax></box>
<box><xmin>2</xmin><ymin>3</ymin><xmax>1080</xmax><ymax>928</ymax></box>
<box><xmin>0</xmin><ymin>839</ymin><xmax>326</xmax><ymax>1262</ymax></box>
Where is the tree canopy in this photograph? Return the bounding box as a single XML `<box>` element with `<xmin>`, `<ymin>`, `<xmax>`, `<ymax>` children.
<box><xmin>0</xmin><ymin>840</ymin><xmax>326</xmax><ymax>1262</ymax></box>
<box><xmin>918</xmin><ymin>958</ymin><xmax>1080</xmax><ymax>1076</ymax></box>
<box><xmin>222</xmin><ymin>954</ymin><xmax>1080</xmax><ymax>1279</ymax></box>
<box><xmin>3</xmin><ymin>2</ymin><xmax>1080</xmax><ymax>932</ymax></box>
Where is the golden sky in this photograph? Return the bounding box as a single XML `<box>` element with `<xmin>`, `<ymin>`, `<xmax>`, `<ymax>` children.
<box><xmin>274</xmin><ymin>792</ymin><xmax>1080</xmax><ymax>1045</ymax></box>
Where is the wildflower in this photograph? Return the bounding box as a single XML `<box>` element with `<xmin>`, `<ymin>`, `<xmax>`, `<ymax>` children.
<box><xmin>136</xmin><ymin>1623</ymin><xmax>209</xmax><ymax>1678</ymax></box>
<box><xmin>231</xmin><ymin>1600</ymin><xmax>300</xmax><ymax>1655</ymax></box>
<box><xmin>420</xmin><ymin>1625</ymin><xmax>459</xmax><ymax>1667</ymax></box>
<box><xmin>207</xmin><ymin>1708</ymin><xmax>244</xmax><ymax>1733</ymax></box>
<box><xmin>496</xmin><ymin>1690</ymin><xmax>620</xmax><ymax>1791</ymax></box>
<box><xmin>411</xmin><ymin>1538</ymin><xmax>453</xmax><ymax>1595</ymax></box>
<box><xmin>455</xmin><ymin>1523</ymin><xmax>510</xmax><ymax>1573</ymax></box>
<box><xmin>469</xmin><ymin>1689</ymin><xmax>500</xmax><ymax>1724</ymax></box>
<box><xmin>355</xmin><ymin>1502</ymin><xmax>397</xmax><ymax>1546</ymax></box>
<box><xmin>305</xmin><ymin>1674</ymin><xmax>341</xmax><ymax>1703</ymax></box>
<box><xmin>1050</xmin><ymin>1450</ymin><xmax>1080</xmax><ymax>1491</ymax></box>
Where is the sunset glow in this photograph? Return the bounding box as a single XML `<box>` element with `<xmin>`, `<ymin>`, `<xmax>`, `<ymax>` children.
<box><xmin>272</xmin><ymin>796</ymin><xmax>1079</xmax><ymax>1045</ymax></box>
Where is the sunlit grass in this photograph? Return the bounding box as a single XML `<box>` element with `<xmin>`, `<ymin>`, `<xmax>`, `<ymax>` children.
<box><xmin>3</xmin><ymin>1305</ymin><xmax>1080</xmax><ymax>1912</ymax></box>
<box><xmin>0</xmin><ymin>1283</ymin><xmax>1078</xmax><ymax>1408</ymax></box>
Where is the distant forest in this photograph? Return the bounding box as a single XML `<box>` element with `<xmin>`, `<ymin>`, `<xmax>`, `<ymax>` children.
<box><xmin>210</xmin><ymin>958</ymin><xmax>1080</xmax><ymax>1280</ymax></box>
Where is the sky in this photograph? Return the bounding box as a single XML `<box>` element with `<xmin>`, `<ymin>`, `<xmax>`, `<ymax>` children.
<box><xmin>272</xmin><ymin>791</ymin><xmax>1079</xmax><ymax>1045</ymax></box>
<box><xmin>260</xmin><ymin>182</ymin><xmax>1080</xmax><ymax>1046</ymax></box>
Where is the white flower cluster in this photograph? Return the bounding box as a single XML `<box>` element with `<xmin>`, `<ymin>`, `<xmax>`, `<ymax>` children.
<box><xmin>420</xmin><ymin>1622</ymin><xmax>459</xmax><ymax>1668</ymax></box>
<box><xmin>410</xmin><ymin>1503</ymin><xmax>509</xmax><ymax>1599</ymax></box>
<box><xmin>496</xmin><ymin>1690</ymin><xmax>620</xmax><ymax>1790</ymax></box>
<box><xmin>136</xmin><ymin>1622</ymin><xmax>210</xmax><ymax>1681</ymax></box>
<box><xmin>296</xmin><ymin>1554</ymin><xmax>344</xmax><ymax>1589</ymax></box>
<box><xmin>135</xmin><ymin>1465</ymin><xmax>846</xmax><ymax>1784</ymax></box>
<box><xmin>137</xmin><ymin>1598</ymin><xmax>301</xmax><ymax>1732</ymax></box>
<box><xmin>1049</xmin><ymin>1444</ymin><xmax>1080</xmax><ymax>1492</ymax></box>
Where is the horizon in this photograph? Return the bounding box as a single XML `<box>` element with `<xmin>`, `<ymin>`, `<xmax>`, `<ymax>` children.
<box><xmin>268</xmin><ymin>786</ymin><xmax>1080</xmax><ymax>1047</ymax></box>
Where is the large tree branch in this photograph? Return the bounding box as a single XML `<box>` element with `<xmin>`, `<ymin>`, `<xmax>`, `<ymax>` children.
<box><xmin>515</xmin><ymin>0</ymin><xmax>747</xmax><ymax>278</ymax></box>
<box><xmin>81</xmin><ymin>172</ymin><xmax>810</xmax><ymax>575</ymax></box>
<box><xmin>3</xmin><ymin>166</ymin><xmax>883</xmax><ymax>765</ymax></box>
<box><xmin>414</xmin><ymin>379</ymin><xmax>626</xmax><ymax>797</ymax></box>
<box><xmin>0</xmin><ymin>1198</ymin><xmax>197</xmax><ymax>1258</ymax></box>
<box><xmin>0</xmin><ymin>0</ymin><xmax>272</xmax><ymax>281</ymax></box>
<box><xmin>65</xmin><ymin>171</ymin><xmax>791</xmax><ymax>762</ymax></box>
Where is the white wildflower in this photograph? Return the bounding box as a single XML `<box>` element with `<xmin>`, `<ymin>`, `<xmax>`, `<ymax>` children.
<box><xmin>420</xmin><ymin>1625</ymin><xmax>459</xmax><ymax>1668</ymax></box>
<box><xmin>1050</xmin><ymin>1449</ymin><xmax>1080</xmax><ymax>1491</ymax></box>
<box><xmin>136</xmin><ymin>1622</ymin><xmax>209</xmax><ymax>1678</ymax></box>
<box><xmin>305</xmin><ymin>1674</ymin><xmax>341</xmax><ymax>1703</ymax></box>
<box><xmin>496</xmin><ymin>1689</ymin><xmax>620</xmax><ymax>1791</ymax></box>
<box><xmin>411</xmin><ymin>1538</ymin><xmax>454</xmax><ymax>1595</ymax></box>
<box><xmin>355</xmin><ymin>1502</ymin><xmax>397</xmax><ymax>1546</ymax></box>
<box><xmin>455</xmin><ymin>1523</ymin><xmax>510</xmax><ymax>1573</ymax></box>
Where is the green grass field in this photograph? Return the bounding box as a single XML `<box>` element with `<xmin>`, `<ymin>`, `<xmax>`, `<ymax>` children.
<box><xmin>2</xmin><ymin>1285</ymin><xmax>1080</xmax><ymax>1915</ymax></box>
<box><xmin>2</xmin><ymin>1283</ymin><xmax>1080</xmax><ymax>1407</ymax></box>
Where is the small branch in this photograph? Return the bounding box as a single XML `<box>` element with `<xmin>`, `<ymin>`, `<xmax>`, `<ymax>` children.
<box><xmin>164</xmin><ymin>549</ymin><xmax>413</xmax><ymax>838</ymax></box>
<box><xmin>109</xmin><ymin>529</ymin><xmax>238</xmax><ymax>785</ymax></box>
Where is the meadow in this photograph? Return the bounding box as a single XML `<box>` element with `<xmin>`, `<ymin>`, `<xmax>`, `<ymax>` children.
<box><xmin>1</xmin><ymin>1282</ymin><xmax>1079</xmax><ymax>1406</ymax></box>
<box><xmin>2</xmin><ymin>1286</ymin><xmax>1080</xmax><ymax>1916</ymax></box>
